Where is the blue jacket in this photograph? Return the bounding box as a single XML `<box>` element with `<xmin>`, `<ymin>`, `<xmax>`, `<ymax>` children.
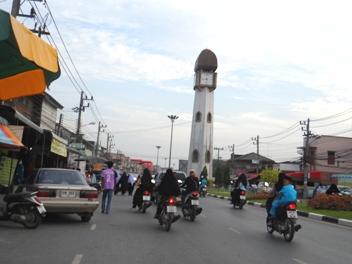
<box><xmin>278</xmin><ymin>184</ymin><xmax>297</xmax><ymax>203</ymax></box>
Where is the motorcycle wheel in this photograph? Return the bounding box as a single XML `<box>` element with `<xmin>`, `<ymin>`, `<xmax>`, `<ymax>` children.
<box><xmin>190</xmin><ymin>212</ymin><xmax>196</xmax><ymax>222</ymax></box>
<box><xmin>164</xmin><ymin>213</ymin><xmax>173</xmax><ymax>232</ymax></box>
<box><xmin>283</xmin><ymin>220</ymin><xmax>295</xmax><ymax>242</ymax></box>
<box><xmin>23</xmin><ymin>207</ymin><xmax>41</xmax><ymax>229</ymax></box>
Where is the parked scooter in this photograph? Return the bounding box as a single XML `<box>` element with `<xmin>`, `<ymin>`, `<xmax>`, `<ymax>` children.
<box><xmin>0</xmin><ymin>187</ymin><xmax>46</xmax><ymax>229</ymax></box>
<box><xmin>182</xmin><ymin>191</ymin><xmax>202</xmax><ymax>221</ymax></box>
<box><xmin>157</xmin><ymin>196</ymin><xmax>180</xmax><ymax>232</ymax></box>
<box><xmin>266</xmin><ymin>202</ymin><xmax>302</xmax><ymax>242</ymax></box>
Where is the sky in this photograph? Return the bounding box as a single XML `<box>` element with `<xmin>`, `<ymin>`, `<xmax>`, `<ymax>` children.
<box><xmin>2</xmin><ymin>0</ymin><xmax>352</xmax><ymax>167</ymax></box>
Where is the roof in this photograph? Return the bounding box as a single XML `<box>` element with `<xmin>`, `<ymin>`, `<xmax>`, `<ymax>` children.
<box><xmin>194</xmin><ymin>49</ymin><xmax>218</xmax><ymax>72</ymax></box>
<box><xmin>233</xmin><ymin>152</ymin><xmax>275</xmax><ymax>163</ymax></box>
<box><xmin>44</xmin><ymin>92</ymin><xmax>63</xmax><ymax>110</ymax></box>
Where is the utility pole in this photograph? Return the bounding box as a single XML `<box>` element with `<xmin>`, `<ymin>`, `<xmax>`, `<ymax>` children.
<box><xmin>95</xmin><ymin>121</ymin><xmax>106</xmax><ymax>157</ymax></box>
<box><xmin>228</xmin><ymin>144</ymin><xmax>235</xmax><ymax>161</ymax></box>
<box><xmin>168</xmin><ymin>115</ymin><xmax>179</xmax><ymax>168</ymax></box>
<box><xmin>214</xmin><ymin>147</ymin><xmax>224</xmax><ymax>162</ymax></box>
<box><xmin>156</xmin><ymin>146</ymin><xmax>161</xmax><ymax>172</ymax></box>
<box><xmin>300</xmin><ymin>118</ymin><xmax>311</xmax><ymax>199</ymax></box>
<box><xmin>252</xmin><ymin>135</ymin><xmax>260</xmax><ymax>174</ymax></box>
<box><xmin>73</xmin><ymin>91</ymin><xmax>93</xmax><ymax>168</ymax></box>
<box><xmin>11</xmin><ymin>0</ymin><xmax>21</xmax><ymax>17</ymax></box>
<box><xmin>56</xmin><ymin>113</ymin><xmax>63</xmax><ymax>136</ymax></box>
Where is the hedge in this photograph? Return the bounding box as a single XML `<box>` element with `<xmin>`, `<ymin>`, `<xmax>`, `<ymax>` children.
<box><xmin>308</xmin><ymin>194</ymin><xmax>352</xmax><ymax>211</ymax></box>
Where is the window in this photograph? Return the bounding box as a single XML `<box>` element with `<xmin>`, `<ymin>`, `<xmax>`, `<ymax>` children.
<box><xmin>192</xmin><ymin>149</ymin><xmax>199</xmax><ymax>163</ymax></box>
<box><xmin>328</xmin><ymin>151</ymin><xmax>335</xmax><ymax>165</ymax></box>
<box><xmin>205</xmin><ymin>150</ymin><xmax>211</xmax><ymax>163</ymax></box>
<box><xmin>195</xmin><ymin>111</ymin><xmax>202</xmax><ymax>122</ymax></box>
<box><xmin>207</xmin><ymin>112</ymin><xmax>212</xmax><ymax>123</ymax></box>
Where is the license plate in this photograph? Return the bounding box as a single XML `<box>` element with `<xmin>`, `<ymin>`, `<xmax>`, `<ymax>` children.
<box><xmin>143</xmin><ymin>195</ymin><xmax>151</xmax><ymax>201</ymax></box>
<box><xmin>191</xmin><ymin>200</ymin><xmax>199</xmax><ymax>205</ymax></box>
<box><xmin>61</xmin><ymin>190</ymin><xmax>77</xmax><ymax>198</ymax></box>
<box><xmin>240</xmin><ymin>195</ymin><xmax>246</xmax><ymax>200</ymax></box>
<box><xmin>166</xmin><ymin>206</ymin><xmax>177</xmax><ymax>213</ymax></box>
<box><xmin>37</xmin><ymin>205</ymin><xmax>46</xmax><ymax>214</ymax></box>
<box><xmin>287</xmin><ymin>210</ymin><xmax>298</xmax><ymax>219</ymax></box>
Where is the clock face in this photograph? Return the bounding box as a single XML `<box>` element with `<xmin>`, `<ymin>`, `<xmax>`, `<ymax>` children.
<box><xmin>200</xmin><ymin>72</ymin><xmax>213</xmax><ymax>86</ymax></box>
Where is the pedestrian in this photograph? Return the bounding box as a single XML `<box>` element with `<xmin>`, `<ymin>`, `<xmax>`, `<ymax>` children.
<box><xmin>119</xmin><ymin>172</ymin><xmax>129</xmax><ymax>195</ymax></box>
<box><xmin>101</xmin><ymin>161</ymin><xmax>116</xmax><ymax>214</ymax></box>
<box><xmin>326</xmin><ymin>184</ymin><xmax>340</xmax><ymax>195</ymax></box>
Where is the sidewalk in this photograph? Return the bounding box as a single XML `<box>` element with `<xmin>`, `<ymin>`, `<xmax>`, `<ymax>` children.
<box><xmin>207</xmin><ymin>193</ymin><xmax>352</xmax><ymax>228</ymax></box>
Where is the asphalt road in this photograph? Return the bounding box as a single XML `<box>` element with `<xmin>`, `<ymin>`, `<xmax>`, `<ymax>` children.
<box><xmin>0</xmin><ymin>195</ymin><xmax>351</xmax><ymax>264</ymax></box>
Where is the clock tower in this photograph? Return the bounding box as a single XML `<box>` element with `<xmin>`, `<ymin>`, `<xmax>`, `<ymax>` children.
<box><xmin>188</xmin><ymin>49</ymin><xmax>218</xmax><ymax>179</ymax></box>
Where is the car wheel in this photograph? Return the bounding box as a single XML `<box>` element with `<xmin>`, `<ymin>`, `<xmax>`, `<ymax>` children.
<box><xmin>80</xmin><ymin>213</ymin><xmax>92</xmax><ymax>222</ymax></box>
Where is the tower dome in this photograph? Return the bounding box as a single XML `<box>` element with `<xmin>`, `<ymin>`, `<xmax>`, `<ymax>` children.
<box><xmin>194</xmin><ymin>49</ymin><xmax>218</xmax><ymax>72</ymax></box>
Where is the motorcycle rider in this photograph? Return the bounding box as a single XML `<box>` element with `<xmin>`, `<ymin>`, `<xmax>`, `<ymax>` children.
<box><xmin>265</xmin><ymin>172</ymin><xmax>285</xmax><ymax>215</ymax></box>
<box><xmin>132</xmin><ymin>168</ymin><xmax>154</xmax><ymax>208</ymax></box>
<box><xmin>181</xmin><ymin>169</ymin><xmax>199</xmax><ymax>203</ymax></box>
<box><xmin>231</xmin><ymin>173</ymin><xmax>247</xmax><ymax>204</ymax></box>
<box><xmin>200</xmin><ymin>175</ymin><xmax>208</xmax><ymax>190</ymax></box>
<box><xmin>154</xmin><ymin>168</ymin><xmax>181</xmax><ymax>220</ymax></box>
<box><xmin>269</xmin><ymin>175</ymin><xmax>297</xmax><ymax>219</ymax></box>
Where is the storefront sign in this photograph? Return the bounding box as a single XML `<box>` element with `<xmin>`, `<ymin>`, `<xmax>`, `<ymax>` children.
<box><xmin>50</xmin><ymin>134</ymin><xmax>68</xmax><ymax>157</ymax></box>
<box><xmin>0</xmin><ymin>153</ymin><xmax>16</xmax><ymax>186</ymax></box>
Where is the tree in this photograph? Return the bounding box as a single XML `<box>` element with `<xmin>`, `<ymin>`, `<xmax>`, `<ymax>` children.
<box><xmin>214</xmin><ymin>166</ymin><xmax>223</xmax><ymax>187</ymax></box>
<box><xmin>260</xmin><ymin>168</ymin><xmax>279</xmax><ymax>185</ymax></box>
<box><xmin>222</xmin><ymin>166</ymin><xmax>230</xmax><ymax>187</ymax></box>
<box><xmin>201</xmin><ymin>166</ymin><xmax>208</xmax><ymax>177</ymax></box>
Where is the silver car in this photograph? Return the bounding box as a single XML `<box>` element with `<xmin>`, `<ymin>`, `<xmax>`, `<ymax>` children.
<box><xmin>30</xmin><ymin>168</ymin><xmax>99</xmax><ymax>222</ymax></box>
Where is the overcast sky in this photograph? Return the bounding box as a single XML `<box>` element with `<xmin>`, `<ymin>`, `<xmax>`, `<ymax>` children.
<box><xmin>2</xmin><ymin>0</ymin><xmax>352</xmax><ymax>166</ymax></box>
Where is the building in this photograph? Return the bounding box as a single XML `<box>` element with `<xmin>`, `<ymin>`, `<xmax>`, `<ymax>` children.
<box><xmin>40</xmin><ymin>93</ymin><xmax>63</xmax><ymax>131</ymax></box>
<box><xmin>231</xmin><ymin>152</ymin><xmax>275</xmax><ymax>173</ymax></box>
<box><xmin>308</xmin><ymin>135</ymin><xmax>352</xmax><ymax>174</ymax></box>
<box><xmin>188</xmin><ymin>49</ymin><xmax>218</xmax><ymax>179</ymax></box>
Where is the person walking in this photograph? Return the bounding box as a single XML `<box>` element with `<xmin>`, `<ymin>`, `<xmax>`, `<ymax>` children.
<box><xmin>101</xmin><ymin>161</ymin><xmax>116</xmax><ymax>214</ymax></box>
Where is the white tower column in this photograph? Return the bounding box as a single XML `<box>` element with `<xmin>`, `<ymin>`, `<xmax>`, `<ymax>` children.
<box><xmin>188</xmin><ymin>49</ymin><xmax>218</xmax><ymax>179</ymax></box>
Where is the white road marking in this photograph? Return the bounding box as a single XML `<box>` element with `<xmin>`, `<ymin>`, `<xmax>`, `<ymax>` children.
<box><xmin>229</xmin><ymin>227</ymin><xmax>241</xmax><ymax>234</ymax></box>
<box><xmin>72</xmin><ymin>254</ymin><xmax>83</xmax><ymax>264</ymax></box>
<box><xmin>90</xmin><ymin>224</ymin><xmax>96</xmax><ymax>231</ymax></box>
<box><xmin>292</xmin><ymin>258</ymin><xmax>308</xmax><ymax>264</ymax></box>
<box><xmin>199</xmin><ymin>214</ymin><xmax>206</xmax><ymax>218</ymax></box>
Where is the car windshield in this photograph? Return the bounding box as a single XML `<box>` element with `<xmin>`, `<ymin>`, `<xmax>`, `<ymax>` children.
<box><xmin>36</xmin><ymin>170</ymin><xmax>86</xmax><ymax>185</ymax></box>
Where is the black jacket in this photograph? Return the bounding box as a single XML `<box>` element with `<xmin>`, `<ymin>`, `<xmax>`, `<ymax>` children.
<box><xmin>155</xmin><ymin>174</ymin><xmax>180</xmax><ymax>197</ymax></box>
<box><xmin>182</xmin><ymin>176</ymin><xmax>199</xmax><ymax>193</ymax></box>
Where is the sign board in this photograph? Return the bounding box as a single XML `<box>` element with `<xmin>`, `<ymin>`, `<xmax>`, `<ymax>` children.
<box><xmin>51</xmin><ymin>137</ymin><xmax>67</xmax><ymax>157</ymax></box>
<box><xmin>70</xmin><ymin>143</ymin><xmax>85</xmax><ymax>151</ymax></box>
<box><xmin>0</xmin><ymin>153</ymin><xmax>17</xmax><ymax>186</ymax></box>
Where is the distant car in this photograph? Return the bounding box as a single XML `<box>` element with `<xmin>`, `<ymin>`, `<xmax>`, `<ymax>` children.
<box><xmin>339</xmin><ymin>186</ymin><xmax>352</xmax><ymax>196</ymax></box>
<box><xmin>155</xmin><ymin>171</ymin><xmax>187</xmax><ymax>186</ymax></box>
<box><xmin>29</xmin><ymin>168</ymin><xmax>99</xmax><ymax>222</ymax></box>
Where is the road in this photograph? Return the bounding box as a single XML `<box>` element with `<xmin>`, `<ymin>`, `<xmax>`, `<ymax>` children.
<box><xmin>0</xmin><ymin>195</ymin><xmax>351</xmax><ymax>264</ymax></box>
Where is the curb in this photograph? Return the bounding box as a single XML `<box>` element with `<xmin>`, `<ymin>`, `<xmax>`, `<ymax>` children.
<box><xmin>208</xmin><ymin>194</ymin><xmax>352</xmax><ymax>228</ymax></box>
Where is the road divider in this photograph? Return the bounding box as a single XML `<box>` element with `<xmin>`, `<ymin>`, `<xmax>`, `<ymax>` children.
<box><xmin>208</xmin><ymin>194</ymin><xmax>352</xmax><ymax>228</ymax></box>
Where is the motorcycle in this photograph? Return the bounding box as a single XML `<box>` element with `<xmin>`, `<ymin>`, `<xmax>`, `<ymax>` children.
<box><xmin>199</xmin><ymin>185</ymin><xmax>207</xmax><ymax>197</ymax></box>
<box><xmin>0</xmin><ymin>190</ymin><xmax>46</xmax><ymax>229</ymax></box>
<box><xmin>140</xmin><ymin>190</ymin><xmax>152</xmax><ymax>213</ymax></box>
<box><xmin>157</xmin><ymin>196</ymin><xmax>180</xmax><ymax>232</ymax></box>
<box><xmin>266</xmin><ymin>202</ymin><xmax>302</xmax><ymax>242</ymax></box>
<box><xmin>182</xmin><ymin>191</ymin><xmax>202</xmax><ymax>221</ymax></box>
<box><xmin>231</xmin><ymin>189</ymin><xmax>247</xmax><ymax>209</ymax></box>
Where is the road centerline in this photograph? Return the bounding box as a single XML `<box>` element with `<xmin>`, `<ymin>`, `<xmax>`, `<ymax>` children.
<box><xmin>292</xmin><ymin>258</ymin><xmax>308</xmax><ymax>264</ymax></box>
<box><xmin>229</xmin><ymin>227</ymin><xmax>241</xmax><ymax>234</ymax></box>
<box><xmin>72</xmin><ymin>254</ymin><xmax>83</xmax><ymax>264</ymax></box>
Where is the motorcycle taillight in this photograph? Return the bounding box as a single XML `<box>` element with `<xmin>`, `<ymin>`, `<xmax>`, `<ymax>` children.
<box><xmin>240</xmin><ymin>191</ymin><xmax>246</xmax><ymax>196</ymax></box>
<box><xmin>192</xmin><ymin>192</ymin><xmax>199</xmax><ymax>198</ymax></box>
<box><xmin>143</xmin><ymin>191</ymin><xmax>150</xmax><ymax>196</ymax></box>
<box><xmin>168</xmin><ymin>197</ymin><xmax>176</xmax><ymax>205</ymax></box>
<box><xmin>287</xmin><ymin>203</ymin><xmax>297</xmax><ymax>210</ymax></box>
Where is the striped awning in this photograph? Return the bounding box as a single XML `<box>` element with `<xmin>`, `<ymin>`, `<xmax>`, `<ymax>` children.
<box><xmin>0</xmin><ymin>124</ymin><xmax>24</xmax><ymax>149</ymax></box>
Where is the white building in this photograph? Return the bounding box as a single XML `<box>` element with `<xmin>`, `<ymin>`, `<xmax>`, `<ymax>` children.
<box><xmin>188</xmin><ymin>49</ymin><xmax>218</xmax><ymax>179</ymax></box>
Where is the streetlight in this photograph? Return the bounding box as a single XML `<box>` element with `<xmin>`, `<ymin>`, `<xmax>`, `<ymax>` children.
<box><xmin>167</xmin><ymin>115</ymin><xmax>179</xmax><ymax>168</ymax></box>
<box><xmin>156</xmin><ymin>146</ymin><xmax>161</xmax><ymax>172</ymax></box>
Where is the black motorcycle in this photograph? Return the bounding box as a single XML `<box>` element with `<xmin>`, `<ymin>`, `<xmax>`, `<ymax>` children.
<box><xmin>199</xmin><ymin>185</ymin><xmax>207</xmax><ymax>197</ymax></box>
<box><xmin>266</xmin><ymin>202</ymin><xmax>301</xmax><ymax>242</ymax></box>
<box><xmin>231</xmin><ymin>189</ymin><xmax>247</xmax><ymax>209</ymax></box>
<box><xmin>0</xmin><ymin>190</ymin><xmax>46</xmax><ymax>229</ymax></box>
<box><xmin>157</xmin><ymin>196</ymin><xmax>180</xmax><ymax>232</ymax></box>
<box><xmin>139</xmin><ymin>190</ymin><xmax>152</xmax><ymax>213</ymax></box>
<box><xmin>182</xmin><ymin>191</ymin><xmax>202</xmax><ymax>221</ymax></box>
